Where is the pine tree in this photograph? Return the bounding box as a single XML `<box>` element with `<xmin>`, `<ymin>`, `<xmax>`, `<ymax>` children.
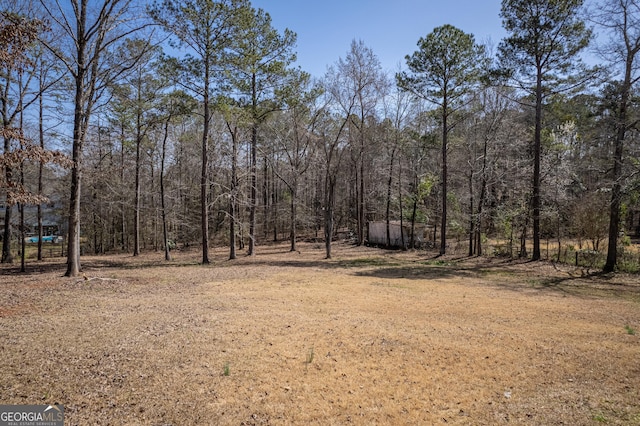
<box><xmin>398</xmin><ymin>24</ymin><xmax>486</xmax><ymax>255</ymax></box>
<box><xmin>498</xmin><ymin>0</ymin><xmax>592</xmax><ymax>260</ymax></box>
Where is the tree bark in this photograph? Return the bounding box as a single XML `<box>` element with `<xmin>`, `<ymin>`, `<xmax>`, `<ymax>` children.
<box><xmin>440</xmin><ymin>99</ymin><xmax>448</xmax><ymax>256</ymax></box>
<box><xmin>133</xmin><ymin>112</ymin><xmax>142</xmax><ymax>256</ymax></box>
<box><xmin>161</xmin><ymin>118</ymin><xmax>171</xmax><ymax>261</ymax></box>
<box><xmin>248</xmin><ymin>73</ymin><xmax>258</xmax><ymax>256</ymax></box>
<box><xmin>2</xmin><ymin>66</ymin><xmax>13</xmax><ymax>263</ymax></box>
<box><xmin>290</xmin><ymin>182</ymin><xmax>297</xmax><ymax>252</ymax></box>
<box><xmin>65</xmin><ymin>51</ymin><xmax>86</xmax><ymax>277</ymax></box>
<box><xmin>36</xmin><ymin>83</ymin><xmax>46</xmax><ymax>260</ymax></box>
<box><xmin>228</xmin><ymin>123</ymin><xmax>238</xmax><ymax>260</ymax></box>
<box><xmin>358</xmin><ymin>129</ymin><xmax>365</xmax><ymax>246</ymax></box>
<box><xmin>468</xmin><ymin>168</ymin><xmax>474</xmax><ymax>257</ymax></box>
<box><xmin>476</xmin><ymin>134</ymin><xmax>490</xmax><ymax>256</ymax></box>
<box><xmin>19</xmin><ymin>202</ymin><xmax>25</xmax><ymax>272</ymax></box>
<box><xmin>2</xmin><ymin>158</ymin><xmax>13</xmax><ymax>263</ymax></box>
<box><xmin>385</xmin><ymin>148</ymin><xmax>395</xmax><ymax>247</ymax></box>
<box><xmin>324</xmin><ymin>175</ymin><xmax>336</xmax><ymax>259</ymax></box>
<box><xmin>200</xmin><ymin>57</ymin><xmax>211</xmax><ymax>264</ymax></box>
<box><xmin>120</xmin><ymin>124</ymin><xmax>126</xmax><ymax>251</ymax></box>
<box><xmin>231</xmin><ymin>164</ymin><xmax>237</xmax><ymax>259</ymax></box>
<box><xmin>532</xmin><ymin>66</ymin><xmax>543</xmax><ymax>261</ymax></box>
<box><xmin>398</xmin><ymin>157</ymin><xmax>406</xmax><ymax>250</ymax></box>
<box><xmin>604</xmin><ymin>51</ymin><xmax>634</xmax><ymax>272</ymax></box>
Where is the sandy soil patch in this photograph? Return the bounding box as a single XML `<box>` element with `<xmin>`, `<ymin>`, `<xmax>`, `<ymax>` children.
<box><xmin>1</xmin><ymin>242</ymin><xmax>639</xmax><ymax>425</ymax></box>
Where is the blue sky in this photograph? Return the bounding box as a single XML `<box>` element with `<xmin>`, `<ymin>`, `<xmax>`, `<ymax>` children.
<box><xmin>250</xmin><ymin>0</ymin><xmax>506</xmax><ymax>78</ymax></box>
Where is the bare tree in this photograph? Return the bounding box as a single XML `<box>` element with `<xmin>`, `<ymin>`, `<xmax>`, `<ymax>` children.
<box><xmin>39</xmin><ymin>0</ymin><xmax>150</xmax><ymax>276</ymax></box>
<box><xmin>219</xmin><ymin>99</ymin><xmax>249</xmax><ymax>260</ymax></box>
<box><xmin>1</xmin><ymin>7</ymin><xmax>42</xmax><ymax>263</ymax></box>
<box><xmin>35</xmin><ymin>45</ymin><xmax>65</xmax><ymax>261</ymax></box>
<box><xmin>330</xmin><ymin>40</ymin><xmax>388</xmax><ymax>246</ymax></box>
<box><xmin>464</xmin><ymin>85</ymin><xmax>513</xmax><ymax>256</ymax></box>
<box><xmin>109</xmin><ymin>41</ymin><xmax>165</xmax><ymax>256</ymax></box>
<box><xmin>320</xmin><ymin>54</ymin><xmax>365</xmax><ymax>258</ymax></box>
<box><xmin>268</xmin><ymin>71</ymin><xmax>321</xmax><ymax>252</ymax></box>
<box><xmin>1</xmin><ymin>4</ymin><xmax>67</xmax><ymax>264</ymax></box>
<box><xmin>381</xmin><ymin>81</ymin><xmax>413</xmax><ymax>249</ymax></box>
<box><xmin>156</xmin><ymin>90</ymin><xmax>194</xmax><ymax>260</ymax></box>
<box><xmin>317</xmin><ymin>113</ymin><xmax>348</xmax><ymax>259</ymax></box>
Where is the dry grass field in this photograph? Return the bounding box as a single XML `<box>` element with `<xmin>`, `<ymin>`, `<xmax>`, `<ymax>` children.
<box><xmin>1</xmin><ymin>241</ymin><xmax>639</xmax><ymax>425</ymax></box>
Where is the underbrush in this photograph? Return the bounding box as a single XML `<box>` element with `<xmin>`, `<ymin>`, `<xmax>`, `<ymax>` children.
<box><xmin>486</xmin><ymin>238</ymin><xmax>640</xmax><ymax>273</ymax></box>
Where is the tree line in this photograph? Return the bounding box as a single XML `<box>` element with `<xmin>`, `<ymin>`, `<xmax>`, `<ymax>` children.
<box><xmin>1</xmin><ymin>0</ymin><xmax>639</xmax><ymax>276</ymax></box>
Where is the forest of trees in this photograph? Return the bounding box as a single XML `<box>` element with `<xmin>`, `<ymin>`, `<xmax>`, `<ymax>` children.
<box><xmin>1</xmin><ymin>0</ymin><xmax>639</xmax><ymax>276</ymax></box>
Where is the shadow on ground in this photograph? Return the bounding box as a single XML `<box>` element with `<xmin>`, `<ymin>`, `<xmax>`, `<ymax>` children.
<box><xmin>2</xmin><ymin>243</ymin><xmax>639</xmax><ymax>302</ymax></box>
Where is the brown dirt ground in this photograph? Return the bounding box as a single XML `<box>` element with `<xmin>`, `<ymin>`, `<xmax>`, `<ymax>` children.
<box><xmin>1</xmin><ymin>241</ymin><xmax>639</xmax><ymax>425</ymax></box>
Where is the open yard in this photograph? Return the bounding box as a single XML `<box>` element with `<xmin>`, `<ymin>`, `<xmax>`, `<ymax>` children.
<box><xmin>1</xmin><ymin>241</ymin><xmax>639</xmax><ymax>425</ymax></box>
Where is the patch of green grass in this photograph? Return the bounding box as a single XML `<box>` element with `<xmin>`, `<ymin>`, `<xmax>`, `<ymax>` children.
<box><xmin>593</xmin><ymin>413</ymin><xmax>608</xmax><ymax>423</ymax></box>
<box><xmin>618</xmin><ymin>261</ymin><xmax>640</xmax><ymax>274</ymax></box>
<box><xmin>305</xmin><ymin>347</ymin><xmax>314</xmax><ymax>365</ymax></box>
<box><xmin>625</xmin><ymin>325</ymin><xmax>636</xmax><ymax>335</ymax></box>
<box><xmin>524</xmin><ymin>277</ymin><xmax>544</xmax><ymax>287</ymax></box>
<box><xmin>223</xmin><ymin>362</ymin><xmax>230</xmax><ymax>376</ymax></box>
<box><xmin>422</xmin><ymin>259</ymin><xmax>455</xmax><ymax>267</ymax></box>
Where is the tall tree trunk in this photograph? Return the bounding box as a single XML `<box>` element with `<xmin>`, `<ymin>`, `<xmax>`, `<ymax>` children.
<box><xmin>200</xmin><ymin>62</ymin><xmax>211</xmax><ymax>264</ymax></box>
<box><xmin>19</xmin><ymin>107</ymin><xmax>25</xmax><ymax>272</ymax></box>
<box><xmin>532</xmin><ymin>67</ymin><xmax>543</xmax><ymax>261</ymax></box>
<box><xmin>2</xmin><ymin>71</ymin><xmax>13</xmax><ymax>263</ymax></box>
<box><xmin>290</xmin><ymin>181</ymin><xmax>297</xmax><ymax>252</ymax></box>
<box><xmin>37</xmin><ymin>196</ymin><xmax>43</xmax><ymax>259</ymax></box>
<box><xmin>248</xmin><ymin>73</ymin><xmax>258</xmax><ymax>256</ymax></box>
<box><xmin>229</xmin><ymin>126</ymin><xmax>238</xmax><ymax>260</ymax></box>
<box><xmin>65</xmin><ymin>67</ymin><xmax>86</xmax><ymax>277</ymax></box>
<box><xmin>604</xmin><ymin>57</ymin><xmax>634</xmax><ymax>271</ymax></box>
<box><xmin>604</xmin><ymin>114</ymin><xmax>626</xmax><ymax>271</ymax></box>
<box><xmin>228</xmin><ymin>124</ymin><xmax>238</xmax><ymax>260</ymax></box>
<box><xmin>2</xmin><ymin>157</ymin><xmax>13</xmax><ymax>263</ymax></box>
<box><xmin>19</xmin><ymin>202</ymin><xmax>25</xmax><ymax>272</ymax></box>
<box><xmin>476</xmin><ymin>134</ymin><xmax>489</xmax><ymax>256</ymax></box>
<box><xmin>325</xmin><ymin>175</ymin><xmax>336</xmax><ymax>259</ymax></box>
<box><xmin>272</xmin><ymin>164</ymin><xmax>277</xmax><ymax>242</ymax></box>
<box><xmin>410</xmin><ymin>197</ymin><xmax>417</xmax><ymax>249</ymax></box>
<box><xmin>263</xmin><ymin>153</ymin><xmax>269</xmax><ymax>240</ymax></box>
<box><xmin>161</xmin><ymin>119</ymin><xmax>171</xmax><ymax>261</ymax></box>
<box><xmin>133</xmin><ymin>118</ymin><xmax>142</xmax><ymax>256</ymax></box>
<box><xmin>385</xmin><ymin>146</ymin><xmax>396</xmax><ymax>247</ymax></box>
<box><xmin>151</xmin><ymin>160</ymin><xmax>157</xmax><ymax>251</ymax></box>
<box><xmin>249</xmin><ymin>122</ymin><xmax>257</xmax><ymax>255</ymax></box>
<box><xmin>37</xmin><ymin>87</ymin><xmax>45</xmax><ymax>261</ymax></box>
<box><xmin>440</xmin><ymin>102</ymin><xmax>448</xmax><ymax>255</ymax></box>
<box><xmin>468</xmin><ymin>168</ymin><xmax>474</xmax><ymax>257</ymax></box>
<box><xmin>2</xmin><ymin>107</ymin><xmax>13</xmax><ymax>263</ymax></box>
<box><xmin>398</xmin><ymin>158</ymin><xmax>406</xmax><ymax>250</ymax></box>
<box><xmin>359</xmin><ymin>138</ymin><xmax>365</xmax><ymax>246</ymax></box>
<box><xmin>120</xmin><ymin>125</ymin><xmax>126</xmax><ymax>251</ymax></box>
<box><xmin>93</xmin><ymin>191</ymin><xmax>99</xmax><ymax>253</ymax></box>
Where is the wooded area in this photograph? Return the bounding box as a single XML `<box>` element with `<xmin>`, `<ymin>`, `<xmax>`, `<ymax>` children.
<box><xmin>1</xmin><ymin>0</ymin><xmax>639</xmax><ymax>275</ymax></box>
